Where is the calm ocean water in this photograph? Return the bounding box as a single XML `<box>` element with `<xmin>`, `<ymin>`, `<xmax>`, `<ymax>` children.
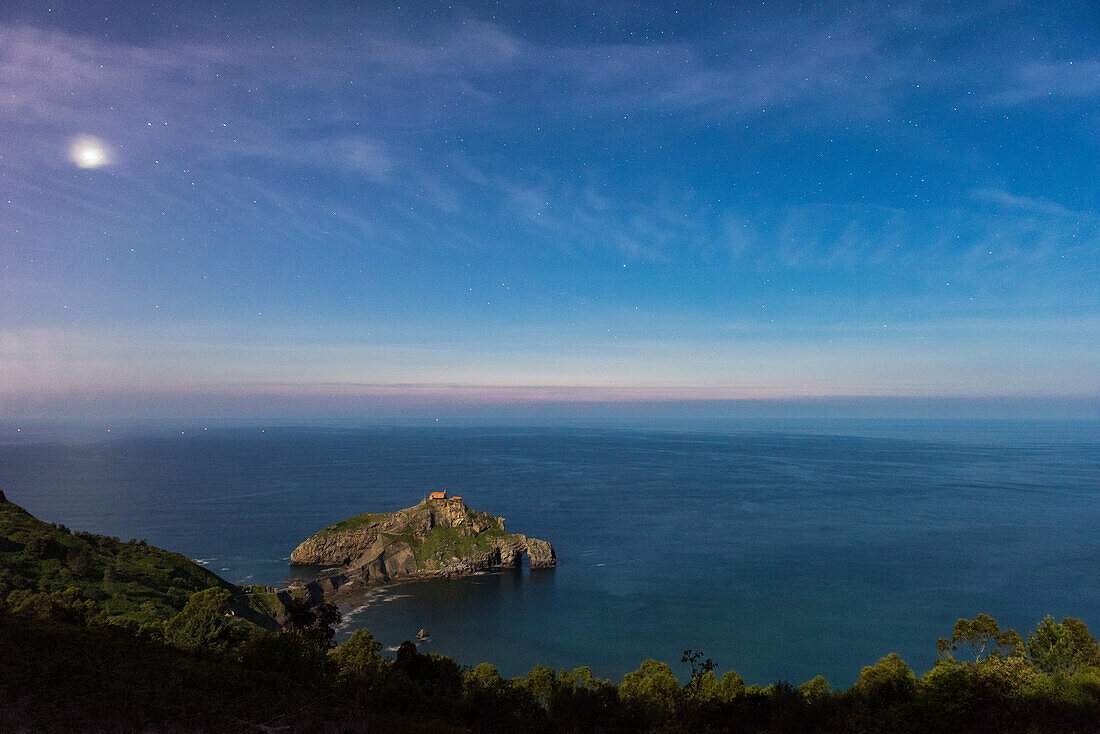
<box><xmin>1</xmin><ymin>420</ymin><xmax>1097</xmax><ymax>687</ymax></box>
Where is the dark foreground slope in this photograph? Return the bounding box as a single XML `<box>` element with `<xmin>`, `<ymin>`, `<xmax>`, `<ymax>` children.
<box><xmin>0</xmin><ymin>614</ymin><xmax>324</xmax><ymax>731</ymax></box>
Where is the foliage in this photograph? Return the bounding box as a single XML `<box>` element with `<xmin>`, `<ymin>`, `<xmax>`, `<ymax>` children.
<box><xmin>464</xmin><ymin>662</ymin><xmax>507</xmax><ymax>697</ymax></box>
<box><xmin>717</xmin><ymin>669</ymin><xmax>747</xmax><ymax>702</ymax></box>
<box><xmin>242</xmin><ymin>584</ymin><xmax>284</xmax><ymax>619</ymax></box>
<box><xmin>332</xmin><ymin>627</ymin><xmax>387</xmax><ymax>684</ymax></box>
<box><xmin>852</xmin><ymin>653</ymin><xmax>918</xmax><ymax>703</ymax></box>
<box><xmin>681</xmin><ymin>648</ymin><xmax>717</xmax><ymax>701</ymax></box>
<box><xmin>282</xmin><ymin>596</ymin><xmax>341</xmax><ymax>649</ymax></box>
<box><xmin>619</xmin><ymin>658</ymin><xmax>682</xmax><ymax>719</ymax></box>
<box><xmin>163</xmin><ymin>587</ymin><xmax>255</xmax><ymax>654</ymax></box>
<box><xmin>936</xmin><ymin>613</ymin><xmax>1021</xmax><ymax>662</ymax></box>
<box><xmin>552</xmin><ymin>665</ymin><xmax>619</xmax><ymax>725</ymax></box>
<box><xmin>798</xmin><ymin>674</ymin><xmax>833</xmax><ymax>703</ymax></box>
<box><xmin>1027</xmin><ymin>616</ymin><xmax>1100</xmax><ymax>676</ymax></box>
<box><xmin>7</xmin><ymin>604</ymin><xmax>1100</xmax><ymax>733</ymax></box>
<box><xmin>390</xmin><ymin>639</ymin><xmax>465</xmax><ymax>712</ymax></box>
<box><xmin>0</xmin><ymin>494</ymin><xmax>269</xmax><ymax>636</ymax></box>
<box><xmin>236</xmin><ymin>628</ymin><xmax>335</xmax><ymax>684</ymax></box>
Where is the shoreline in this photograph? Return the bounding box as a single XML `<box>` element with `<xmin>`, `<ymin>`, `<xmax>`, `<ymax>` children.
<box><xmin>282</xmin><ymin>560</ymin><xmax>556</xmax><ymax>611</ymax></box>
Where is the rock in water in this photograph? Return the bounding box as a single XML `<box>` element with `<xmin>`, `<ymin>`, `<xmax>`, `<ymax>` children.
<box><xmin>289</xmin><ymin>496</ymin><xmax>556</xmax><ymax>596</ymax></box>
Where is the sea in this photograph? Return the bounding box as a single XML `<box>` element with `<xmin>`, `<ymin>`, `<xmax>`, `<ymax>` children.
<box><xmin>1</xmin><ymin>419</ymin><xmax>1097</xmax><ymax>688</ymax></box>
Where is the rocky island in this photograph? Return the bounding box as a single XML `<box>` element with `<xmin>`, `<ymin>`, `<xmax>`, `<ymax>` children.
<box><xmin>289</xmin><ymin>492</ymin><xmax>555</xmax><ymax>599</ymax></box>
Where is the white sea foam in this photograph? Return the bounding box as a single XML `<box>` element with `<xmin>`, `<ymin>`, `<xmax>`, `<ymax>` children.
<box><xmin>335</xmin><ymin>604</ymin><xmax>371</xmax><ymax>631</ymax></box>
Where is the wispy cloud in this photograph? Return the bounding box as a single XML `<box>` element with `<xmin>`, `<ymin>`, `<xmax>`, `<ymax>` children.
<box><xmin>424</xmin><ymin>158</ymin><xmax>1098</xmax><ymax>279</ymax></box>
<box><xmin>757</xmin><ymin>196</ymin><xmax>1098</xmax><ymax>281</ymax></box>
<box><xmin>990</xmin><ymin>59</ymin><xmax>1100</xmax><ymax>105</ymax></box>
<box><xmin>969</xmin><ymin>189</ymin><xmax>1083</xmax><ymax>218</ymax></box>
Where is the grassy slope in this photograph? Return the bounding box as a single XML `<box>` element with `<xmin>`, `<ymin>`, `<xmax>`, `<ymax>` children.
<box><xmin>316</xmin><ymin>510</ymin><xmax>394</xmax><ymax>537</ymax></box>
<box><xmin>0</xmin><ymin>491</ymin><xmax>280</xmax><ymax>631</ymax></box>
<box><xmin>415</xmin><ymin>524</ymin><xmax>509</xmax><ymax>568</ymax></box>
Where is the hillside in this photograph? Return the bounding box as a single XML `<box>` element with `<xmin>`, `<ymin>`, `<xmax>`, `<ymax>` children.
<box><xmin>0</xmin><ymin>489</ymin><xmax>280</xmax><ymax>634</ymax></box>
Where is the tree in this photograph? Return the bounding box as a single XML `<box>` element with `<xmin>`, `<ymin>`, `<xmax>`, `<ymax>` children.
<box><xmin>463</xmin><ymin>663</ymin><xmax>531</xmax><ymax>725</ymax></box>
<box><xmin>852</xmin><ymin>653</ymin><xmax>917</xmax><ymax>702</ymax></box>
<box><xmin>522</xmin><ymin>664</ymin><xmax>560</xmax><ymax>710</ymax></box>
<box><xmin>620</xmin><ymin>659</ymin><xmax>681</xmax><ymax>718</ymax></box>
<box><xmin>236</xmin><ymin>629</ymin><xmax>331</xmax><ymax>683</ymax></box>
<box><xmin>691</xmin><ymin>670</ymin><xmax>722</xmax><ymax>702</ymax></box>
<box><xmin>798</xmin><ymin>675</ymin><xmax>833</xmax><ymax>704</ymax></box>
<box><xmin>282</xmin><ymin>597</ymin><xmax>340</xmax><ymax>649</ymax></box>
<box><xmin>563</xmin><ymin>665</ymin><xmax>613</xmax><ymax>695</ymax></box>
<box><xmin>936</xmin><ymin>614</ymin><xmax>1021</xmax><ymax>662</ymax></box>
<box><xmin>681</xmin><ymin>649</ymin><xmax>717</xmax><ymax>702</ymax></box>
<box><xmin>717</xmin><ymin>670</ymin><xmax>746</xmax><ymax>702</ymax></box>
<box><xmin>164</xmin><ymin>587</ymin><xmax>251</xmax><ymax>654</ymax></box>
<box><xmin>465</xmin><ymin>662</ymin><xmax>505</xmax><ymax>692</ymax></box>
<box><xmin>391</xmin><ymin>640</ymin><xmax>463</xmax><ymax>706</ymax></box>
<box><xmin>995</xmin><ymin>628</ymin><xmax>1025</xmax><ymax>659</ymax></box>
<box><xmin>331</xmin><ymin>628</ymin><xmax>386</xmax><ymax>685</ymax></box>
<box><xmin>1027</xmin><ymin>616</ymin><xmax>1100</xmax><ymax>676</ymax></box>
<box><xmin>552</xmin><ymin>666</ymin><xmax>618</xmax><ymax>726</ymax></box>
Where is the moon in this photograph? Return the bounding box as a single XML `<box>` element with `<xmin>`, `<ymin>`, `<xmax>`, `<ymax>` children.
<box><xmin>69</xmin><ymin>136</ymin><xmax>110</xmax><ymax>168</ymax></box>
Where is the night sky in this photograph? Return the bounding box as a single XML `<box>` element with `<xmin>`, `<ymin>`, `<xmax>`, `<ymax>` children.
<box><xmin>2</xmin><ymin>2</ymin><xmax>1098</xmax><ymax>422</ymax></box>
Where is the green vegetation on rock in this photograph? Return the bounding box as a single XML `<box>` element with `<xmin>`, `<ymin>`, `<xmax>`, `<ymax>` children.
<box><xmin>414</xmin><ymin>523</ymin><xmax>509</xmax><ymax>568</ymax></box>
<box><xmin>316</xmin><ymin>511</ymin><xmax>394</xmax><ymax>537</ymax></box>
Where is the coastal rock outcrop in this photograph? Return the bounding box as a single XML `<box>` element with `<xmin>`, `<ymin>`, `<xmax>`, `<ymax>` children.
<box><xmin>289</xmin><ymin>495</ymin><xmax>556</xmax><ymax>596</ymax></box>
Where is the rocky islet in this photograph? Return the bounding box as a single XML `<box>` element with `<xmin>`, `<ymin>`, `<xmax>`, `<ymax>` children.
<box><xmin>287</xmin><ymin>494</ymin><xmax>555</xmax><ymax>601</ymax></box>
